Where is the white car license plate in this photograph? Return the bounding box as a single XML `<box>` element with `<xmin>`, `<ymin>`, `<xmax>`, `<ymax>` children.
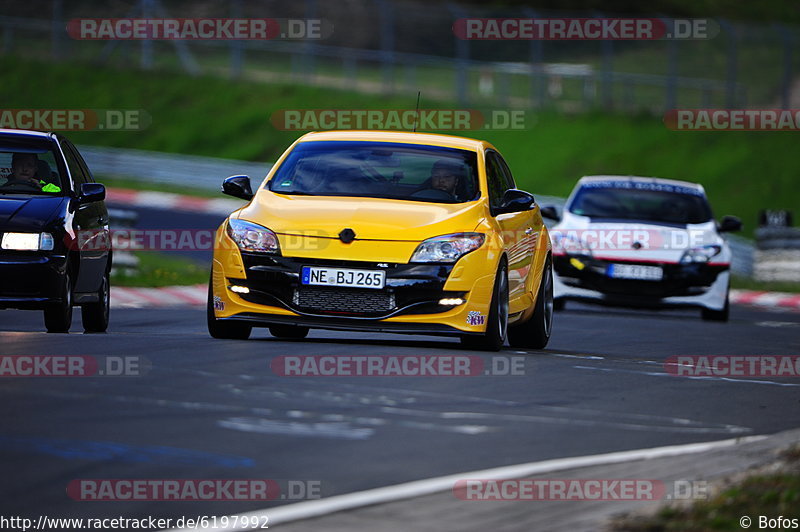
<box><xmin>301</xmin><ymin>266</ymin><xmax>386</xmax><ymax>289</ymax></box>
<box><xmin>607</xmin><ymin>264</ymin><xmax>663</xmax><ymax>281</ymax></box>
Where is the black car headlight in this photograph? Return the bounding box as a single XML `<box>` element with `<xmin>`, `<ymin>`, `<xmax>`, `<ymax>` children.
<box><xmin>679</xmin><ymin>244</ymin><xmax>722</xmax><ymax>264</ymax></box>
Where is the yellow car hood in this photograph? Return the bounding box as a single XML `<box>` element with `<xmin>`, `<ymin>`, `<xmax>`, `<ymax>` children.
<box><xmin>237</xmin><ymin>192</ymin><xmax>485</xmax><ymax>242</ymax></box>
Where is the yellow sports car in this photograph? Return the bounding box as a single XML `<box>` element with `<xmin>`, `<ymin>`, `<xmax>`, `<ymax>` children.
<box><xmin>207</xmin><ymin>131</ymin><xmax>553</xmax><ymax>350</ymax></box>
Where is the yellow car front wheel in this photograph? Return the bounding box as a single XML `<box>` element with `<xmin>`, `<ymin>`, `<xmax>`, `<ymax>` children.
<box><xmin>207</xmin><ymin>279</ymin><xmax>252</xmax><ymax>340</ymax></box>
<box><xmin>460</xmin><ymin>261</ymin><xmax>508</xmax><ymax>352</ymax></box>
<box><xmin>508</xmin><ymin>255</ymin><xmax>554</xmax><ymax>350</ymax></box>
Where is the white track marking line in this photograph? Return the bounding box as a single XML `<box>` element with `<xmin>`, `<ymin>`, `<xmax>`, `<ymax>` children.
<box><xmin>164</xmin><ymin>435</ymin><xmax>765</xmax><ymax>531</ymax></box>
<box><xmin>574</xmin><ymin>365</ymin><xmax>800</xmax><ymax>387</ymax></box>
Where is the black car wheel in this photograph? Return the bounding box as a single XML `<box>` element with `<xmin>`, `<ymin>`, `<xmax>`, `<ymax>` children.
<box><xmin>44</xmin><ymin>271</ymin><xmax>73</xmax><ymax>333</ymax></box>
<box><xmin>207</xmin><ymin>278</ymin><xmax>252</xmax><ymax>340</ymax></box>
<box><xmin>701</xmin><ymin>293</ymin><xmax>730</xmax><ymax>322</ymax></box>
<box><xmin>461</xmin><ymin>261</ymin><xmax>508</xmax><ymax>352</ymax></box>
<box><xmin>82</xmin><ymin>270</ymin><xmax>110</xmax><ymax>333</ymax></box>
<box><xmin>508</xmin><ymin>255</ymin><xmax>554</xmax><ymax>349</ymax></box>
<box><xmin>269</xmin><ymin>324</ymin><xmax>310</xmax><ymax>339</ymax></box>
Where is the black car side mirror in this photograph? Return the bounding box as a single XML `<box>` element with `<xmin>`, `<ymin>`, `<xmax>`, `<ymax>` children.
<box><xmin>496</xmin><ymin>189</ymin><xmax>535</xmax><ymax>215</ymax></box>
<box><xmin>79</xmin><ymin>183</ymin><xmax>106</xmax><ymax>204</ymax></box>
<box><xmin>718</xmin><ymin>215</ymin><xmax>742</xmax><ymax>233</ymax></box>
<box><xmin>540</xmin><ymin>204</ymin><xmax>560</xmax><ymax>221</ymax></box>
<box><xmin>222</xmin><ymin>175</ymin><xmax>254</xmax><ymax>201</ymax></box>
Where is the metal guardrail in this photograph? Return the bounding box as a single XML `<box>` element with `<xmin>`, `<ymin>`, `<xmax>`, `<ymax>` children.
<box><xmin>754</xmin><ymin>227</ymin><xmax>800</xmax><ymax>282</ymax></box>
<box><xmin>79</xmin><ymin>145</ymin><xmax>272</xmax><ymax>191</ymax></box>
<box><xmin>107</xmin><ymin>208</ymin><xmax>139</xmax><ymax>274</ymax></box>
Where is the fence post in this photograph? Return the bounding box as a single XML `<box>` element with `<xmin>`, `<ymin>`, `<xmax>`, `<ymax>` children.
<box><xmin>665</xmin><ymin>20</ymin><xmax>678</xmax><ymax>111</ymax></box>
<box><xmin>718</xmin><ymin>19</ymin><xmax>738</xmax><ymax>108</ymax></box>
<box><xmin>523</xmin><ymin>8</ymin><xmax>545</xmax><ymax>109</ymax></box>
<box><xmin>594</xmin><ymin>12</ymin><xmax>614</xmax><ymax>109</ymax></box>
<box><xmin>776</xmin><ymin>24</ymin><xmax>793</xmax><ymax>109</ymax></box>
<box><xmin>51</xmin><ymin>0</ymin><xmax>63</xmax><ymax>60</ymax></box>
<box><xmin>141</xmin><ymin>0</ymin><xmax>154</xmax><ymax>70</ymax></box>
<box><xmin>376</xmin><ymin>0</ymin><xmax>395</xmax><ymax>94</ymax></box>
<box><xmin>448</xmin><ymin>2</ymin><xmax>468</xmax><ymax>106</ymax></box>
<box><xmin>230</xmin><ymin>0</ymin><xmax>243</xmax><ymax>79</ymax></box>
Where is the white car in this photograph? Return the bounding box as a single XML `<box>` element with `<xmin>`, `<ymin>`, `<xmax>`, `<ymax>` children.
<box><xmin>543</xmin><ymin>176</ymin><xmax>741</xmax><ymax>321</ymax></box>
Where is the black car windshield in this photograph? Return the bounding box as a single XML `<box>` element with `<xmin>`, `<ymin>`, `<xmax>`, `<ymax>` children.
<box><xmin>568</xmin><ymin>181</ymin><xmax>713</xmax><ymax>224</ymax></box>
<box><xmin>268</xmin><ymin>141</ymin><xmax>480</xmax><ymax>204</ymax></box>
<box><xmin>0</xmin><ymin>142</ymin><xmax>66</xmax><ymax>196</ymax></box>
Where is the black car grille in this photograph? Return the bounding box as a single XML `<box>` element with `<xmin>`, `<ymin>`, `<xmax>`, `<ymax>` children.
<box><xmin>293</xmin><ymin>286</ymin><xmax>396</xmax><ymax>315</ymax></box>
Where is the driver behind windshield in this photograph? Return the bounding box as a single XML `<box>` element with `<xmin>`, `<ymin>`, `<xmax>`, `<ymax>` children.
<box><xmin>2</xmin><ymin>153</ymin><xmax>61</xmax><ymax>193</ymax></box>
<box><xmin>429</xmin><ymin>160</ymin><xmax>464</xmax><ymax>198</ymax></box>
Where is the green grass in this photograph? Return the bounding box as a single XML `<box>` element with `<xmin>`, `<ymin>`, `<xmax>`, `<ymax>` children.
<box><xmin>99</xmin><ymin>175</ymin><xmax>220</xmax><ymax>198</ymax></box>
<box><xmin>731</xmin><ymin>275</ymin><xmax>800</xmax><ymax>294</ymax></box>
<box><xmin>111</xmin><ymin>252</ymin><xmax>207</xmax><ymax>287</ymax></box>
<box><xmin>613</xmin><ymin>444</ymin><xmax>800</xmax><ymax>531</ymax></box>
<box><xmin>614</xmin><ymin>474</ymin><xmax>800</xmax><ymax>531</ymax></box>
<box><xmin>2</xmin><ymin>56</ymin><xmax>798</xmax><ymax>238</ymax></box>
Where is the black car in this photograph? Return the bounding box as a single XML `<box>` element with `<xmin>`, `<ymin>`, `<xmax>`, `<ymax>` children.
<box><xmin>0</xmin><ymin>129</ymin><xmax>111</xmax><ymax>333</ymax></box>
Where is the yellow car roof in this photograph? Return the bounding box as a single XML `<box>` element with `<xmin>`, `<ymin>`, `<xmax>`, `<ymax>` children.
<box><xmin>296</xmin><ymin>130</ymin><xmax>489</xmax><ymax>152</ymax></box>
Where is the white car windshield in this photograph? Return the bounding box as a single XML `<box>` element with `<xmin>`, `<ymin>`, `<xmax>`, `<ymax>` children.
<box><xmin>568</xmin><ymin>181</ymin><xmax>713</xmax><ymax>224</ymax></box>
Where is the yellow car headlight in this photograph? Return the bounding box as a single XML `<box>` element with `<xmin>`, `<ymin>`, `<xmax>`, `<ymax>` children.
<box><xmin>226</xmin><ymin>219</ymin><xmax>280</xmax><ymax>254</ymax></box>
<box><xmin>410</xmin><ymin>233</ymin><xmax>484</xmax><ymax>263</ymax></box>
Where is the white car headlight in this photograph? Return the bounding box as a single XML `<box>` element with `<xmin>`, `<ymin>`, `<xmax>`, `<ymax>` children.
<box><xmin>410</xmin><ymin>233</ymin><xmax>485</xmax><ymax>263</ymax></box>
<box><xmin>680</xmin><ymin>244</ymin><xmax>721</xmax><ymax>264</ymax></box>
<box><xmin>226</xmin><ymin>219</ymin><xmax>280</xmax><ymax>254</ymax></box>
<box><xmin>551</xmin><ymin>231</ymin><xmax>593</xmax><ymax>256</ymax></box>
<box><xmin>1</xmin><ymin>232</ymin><xmax>55</xmax><ymax>251</ymax></box>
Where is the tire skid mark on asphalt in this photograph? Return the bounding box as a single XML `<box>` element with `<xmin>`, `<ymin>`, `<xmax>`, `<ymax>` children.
<box><xmin>0</xmin><ymin>434</ymin><xmax>254</xmax><ymax>467</ymax></box>
<box><xmin>378</xmin><ymin>406</ymin><xmax>750</xmax><ymax>435</ymax></box>
<box><xmin>573</xmin><ymin>365</ymin><xmax>800</xmax><ymax>387</ymax></box>
<box><xmin>218</xmin><ymin>380</ymin><xmax>522</xmax><ymax>407</ymax></box>
<box><xmin>217</xmin><ymin>417</ymin><xmax>376</xmax><ymax>440</ymax></box>
<box><xmin>756</xmin><ymin>320</ymin><xmax>800</xmax><ymax>328</ymax></box>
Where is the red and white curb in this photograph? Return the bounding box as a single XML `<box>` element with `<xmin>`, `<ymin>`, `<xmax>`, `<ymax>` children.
<box><xmin>111</xmin><ymin>285</ymin><xmax>800</xmax><ymax>310</ymax></box>
<box><xmin>730</xmin><ymin>289</ymin><xmax>800</xmax><ymax>310</ymax></box>
<box><xmin>106</xmin><ymin>188</ymin><xmax>244</xmax><ymax>215</ymax></box>
<box><xmin>112</xmin><ymin>284</ymin><xmax>206</xmax><ymax>308</ymax></box>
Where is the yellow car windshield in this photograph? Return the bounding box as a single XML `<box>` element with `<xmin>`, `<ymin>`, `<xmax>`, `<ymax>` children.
<box><xmin>268</xmin><ymin>141</ymin><xmax>480</xmax><ymax>204</ymax></box>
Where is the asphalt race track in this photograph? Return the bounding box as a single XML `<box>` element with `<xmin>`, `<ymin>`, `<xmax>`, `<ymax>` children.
<box><xmin>1</xmin><ymin>301</ymin><xmax>798</xmax><ymax>526</ymax></box>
